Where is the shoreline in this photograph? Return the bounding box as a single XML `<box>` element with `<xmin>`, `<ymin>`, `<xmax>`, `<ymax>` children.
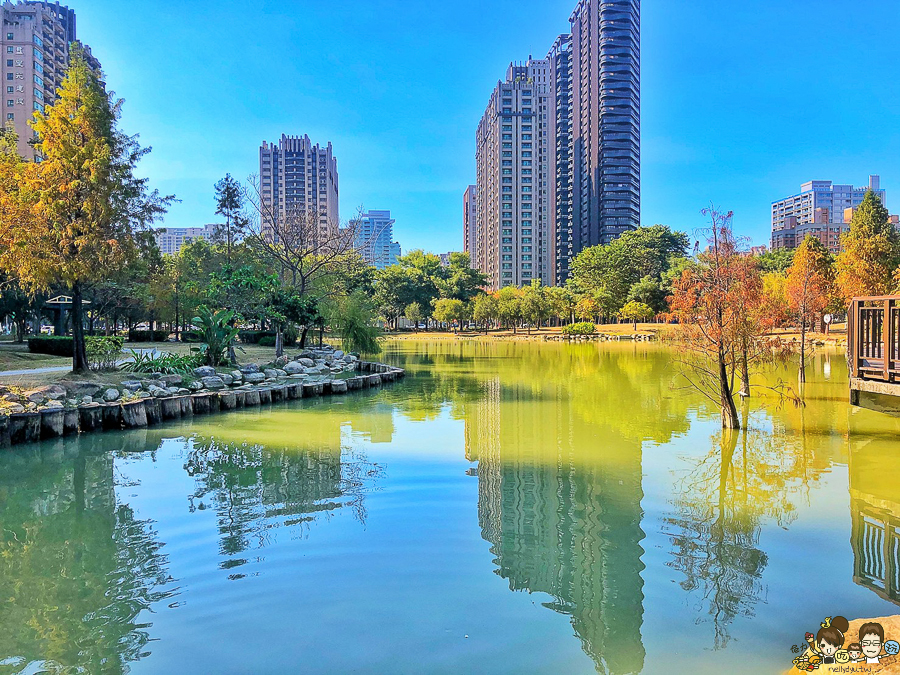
<box><xmin>0</xmin><ymin>361</ymin><xmax>405</xmax><ymax>449</ymax></box>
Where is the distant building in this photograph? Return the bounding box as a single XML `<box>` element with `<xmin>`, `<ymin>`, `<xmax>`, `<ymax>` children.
<box><xmin>259</xmin><ymin>134</ymin><xmax>339</xmax><ymax>242</ymax></box>
<box><xmin>771</xmin><ymin>175</ymin><xmax>887</xmax><ymax>252</ymax></box>
<box><xmin>2</xmin><ymin>1</ymin><xmax>102</xmax><ymax>160</ymax></box>
<box><xmin>463</xmin><ymin>185</ymin><xmax>476</xmax><ymax>256</ymax></box>
<box><xmin>438</xmin><ymin>252</ymin><xmax>460</xmax><ymax>268</ymax></box>
<box><xmin>154</xmin><ymin>224</ymin><xmax>219</xmax><ymax>255</ymax></box>
<box><xmin>748</xmin><ymin>246</ymin><xmax>768</xmax><ymax>257</ymax></box>
<box><xmin>349</xmin><ymin>209</ymin><xmax>401</xmax><ymax>270</ymax></box>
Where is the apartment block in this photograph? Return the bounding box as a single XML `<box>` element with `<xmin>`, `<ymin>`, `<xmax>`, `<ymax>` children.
<box><xmin>153</xmin><ymin>224</ymin><xmax>219</xmax><ymax>255</ymax></box>
<box><xmin>463</xmin><ymin>185</ymin><xmax>476</xmax><ymax>256</ymax></box>
<box><xmin>471</xmin><ymin>0</ymin><xmax>640</xmax><ymax>288</ymax></box>
<box><xmin>259</xmin><ymin>134</ymin><xmax>339</xmax><ymax>242</ymax></box>
<box><xmin>348</xmin><ymin>209</ymin><xmax>401</xmax><ymax>270</ymax></box>
<box><xmin>771</xmin><ymin>175</ymin><xmax>887</xmax><ymax>251</ymax></box>
<box><xmin>1</xmin><ymin>1</ymin><xmax>101</xmax><ymax>159</ymax></box>
<box><xmin>476</xmin><ymin>59</ymin><xmax>552</xmax><ymax>290</ymax></box>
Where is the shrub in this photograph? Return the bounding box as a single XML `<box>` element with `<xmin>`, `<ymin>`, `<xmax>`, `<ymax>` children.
<box><xmin>28</xmin><ymin>336</ymin><xmax>74</xmax><ymax>356</ymax></box>
<box><xmin>258</xmin><ymin>335</ymin><xmax>277</xmax><ymax>347</ymax></box>
<box><xmin>180</xmin><ymin>331</ymin><xmax>202</xmax><ymax>343</ymax></box>
<box><xmin>122</xmin><ymin>350</ymin><xmax>205</xmax><ymax>375</ymax></box>
<box><xmin>86</xmin><ymin>335</ymin><xmax>124</xmax><ymax>371</ymax></box>
<box><xmin>561</xmin><ymin>322</ymin><xmax>597</xmax><ymax>336</ymax></box>
<box><xmin>194</xmin><ymin>307</ymin><xmax>240</xmax><ymax>366</ymax></box>
<box><xmin>238</xmin><ymin>330</ymin><xmax>276</xmax><ymax>345</ymax></box>
<box><xmin>128</xmin><ymin>330</ymin><xmax>169</xmax><ymax>342</ymax></box>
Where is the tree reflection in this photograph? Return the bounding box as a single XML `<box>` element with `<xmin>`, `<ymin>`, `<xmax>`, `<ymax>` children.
<box><xmin>0</xmin><ymin>443</ymin><xmax>175</xmax><ymax>675</ymax></box>
<box><xmin>183</xmin><ymin>437</ymin><xmax>383</xmax><ymax>563</ymax></box>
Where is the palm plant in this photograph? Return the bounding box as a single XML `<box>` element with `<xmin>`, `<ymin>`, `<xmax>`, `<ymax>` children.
<box><xmin>193</xmin><ymin>306</ymin><xmax>240</xmax><ymax>366</ymax></box>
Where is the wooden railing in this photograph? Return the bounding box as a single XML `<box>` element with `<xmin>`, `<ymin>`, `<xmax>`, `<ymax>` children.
<box><xmin>852</xmin><ymin>499</ymin><xmax>900</xmax><ymax>606</ymax></box>
<box><xmin>849</xmin><ymin>296</ymin><xmax>900</xmax><ymax>382</ymax></box>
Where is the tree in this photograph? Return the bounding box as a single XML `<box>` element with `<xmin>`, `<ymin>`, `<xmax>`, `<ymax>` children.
<box><xmin>521</xmin><ymin>281</ymin><xmax>550</xmax><ymax>334</ymax></box>
<box><xmin>575</xmin><ymin>296</ymin><xmax>598</xmax><ymax>323</ymax></box>
<box><xmin>437</xmin><ymin>252</ymin><xmax>487</xmax><ymax>302</ymax></box>
<box><xmin>618</xmin><ymin>301</ymin><xmax>654</xmax><ymax>330</ymax></box>
<box><xmin>472</xmin><ymin>293</ymin><xmax>498</xmax><ymax>332</ymax></box>
<box><xmin>786</xmin><ymin>236</ymin><xmax>834</xmax><ymax>383</ymax></box>
<box><xmin>627</xmin><ymin>275</ymin><xmax>667</xmax><ymax>313</ymax></box>
<box><xmin>214</xmin><ymin>173</ymin><xmax>248</xmax><ymax>261</ymax></box>
<box><xmin>756</xmin><ymin>248</ymin><xmax>795</xmax><ymax>274</ymax></box>
<box><xmin>670</xmin><ymin>207</ymin><xmax>748</xmax><ymax>429</ymax></box>
<box><xmin>546</xmin><ymin>286</ymin><xmax>575</xmax><ymax>326</ymax></box>
<box><xmin>0</xmin><ymin>51</ymin><xmax>173</xmax><ymax>372</ymax></box>
<box><xmin>326</xmin><ymin>291</ymin><xmax>382</xmax><ymax>354</ymax></box>
<box><xmin>404</xmin><ymin>303</ymin><xmax>424</xmax><ymax>332</ymax></box>
<box><xmin>433</xmin><ymin>298</ymin><xmax>466</xmax><ymax>333</ymax></box>
<box><xmin>835</xmin><ymin>190</ymin><xmax>897</xmax><ymax>302</ymax></box>
<box><xmin>496</xmin><ymin>286</ymin><xmax>523</xmax><ymax>333</ymax></box>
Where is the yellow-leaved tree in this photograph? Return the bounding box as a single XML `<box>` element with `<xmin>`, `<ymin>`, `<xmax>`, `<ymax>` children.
<box><xmin>0</xmin><ymin>49</ymin><xmax>173</xmax><ymax>372</ymax></box>
<box><xmin>834</xmin><ymin>190</ymin><xmax>897</xmax><ymax>304</ymax></box>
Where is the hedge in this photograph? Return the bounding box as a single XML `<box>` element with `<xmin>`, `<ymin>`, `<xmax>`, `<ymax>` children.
<box><xmin>180</xmin><ymin>331</ymin><xmax>202</xmax><ymax>343</ymax></box>
<box><xmin>238</xmin><ymin>331</ymin><xmax>276</xmax><ymax>345</ymax></box>
<box><xmin>258</xmin><ymin>335</ymin><xmax>277</xmax><ymax>347</ymax></box>
<box><xmin>561</xmin><ymin>322</ymin><xmax>597</xmax><ymax>336</ymax></box>
<box><xmin>128</xmin><ymin>330</ymin><xmax>169</xmax><ymax>342</ymax></box>
<box><xmin>28</xmin><ymin>336</ymin><xmax>74</xmax><ymax>356</ymax></box>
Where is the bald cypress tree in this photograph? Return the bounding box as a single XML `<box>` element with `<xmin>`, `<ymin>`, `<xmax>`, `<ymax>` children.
<box><xmin>834</xmin><ymin>190</ymin><xmax>896</xmax><ymax>303</ymax></box>
<box><xmin>0</xmin><ymin>49</ymin><xmax>173</xmax><ymax>372</ymax></box>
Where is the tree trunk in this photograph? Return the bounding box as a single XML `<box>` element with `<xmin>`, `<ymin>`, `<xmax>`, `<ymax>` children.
<box><xmin>739</xmin><ymin>343</ymin><xmax>751</xmax><ymax>398</ymax></box>
<box><xmin>799</xmin><ymin>319</ymin><xmax>807</xmax><ymax>384</ymax></box>
<box><xmin>299</xmin><ymin>326</ymin><xmax>309</xmax><ymax>348</ymax></box>
<box><xmin>718</xmin><ymin>354</ymin><xmax>740</xmax><ymax>429</ymax></box>
<box><xmin>71</xmin><ymin>282</ymin><xmax>89</xmax><ymax>373</ymax></box>
<box><xmin>275</xmin><ymin>325</ymin><xmax>284</xmax><ymax>358</ymax></box>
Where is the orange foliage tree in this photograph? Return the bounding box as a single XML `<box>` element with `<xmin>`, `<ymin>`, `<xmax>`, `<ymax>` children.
<box><xmin>785</xmin><ymin>236</ymin><xmax>834</xmax><ymax>383</ymax></box>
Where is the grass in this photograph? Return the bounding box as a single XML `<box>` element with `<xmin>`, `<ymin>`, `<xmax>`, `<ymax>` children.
<box><xmin>0</xmin><ymin>342</ymin><xmax>71</xmax><ymax>371</ymax></box>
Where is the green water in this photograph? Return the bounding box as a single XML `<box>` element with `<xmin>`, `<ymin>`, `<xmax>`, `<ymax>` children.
<box><xmin>1</xmin><ymin>339</ymin><xmax>899</xmax><ymax>674</ymax></box>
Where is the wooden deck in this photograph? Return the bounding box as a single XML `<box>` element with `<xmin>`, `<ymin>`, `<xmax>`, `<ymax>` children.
<box><xmin>848</xmin><ymin>296</ymin><xmax>900</xmax><ymax>405</ymax></box>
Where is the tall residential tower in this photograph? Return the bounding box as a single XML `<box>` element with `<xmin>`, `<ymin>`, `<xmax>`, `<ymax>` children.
<box><xmin>1</xmin><ymin>1</ymin><xmax>101</xmax><ymax>160</ymax></box>
<box><xmin>471</xmin><ymin>0</ymin><xmax>640</xmax><ymax>287</ymax></box>
<box><xmin>259</xmin><ymin>134</ymin><xmax>339</xmax><ymax>242</ymax></box>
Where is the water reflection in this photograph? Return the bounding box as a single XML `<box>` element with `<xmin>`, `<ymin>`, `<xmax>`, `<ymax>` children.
<box><xmin>0</xmin><ymin>440</ymin><xmax>175</xmax><ymax>675</ymax></box>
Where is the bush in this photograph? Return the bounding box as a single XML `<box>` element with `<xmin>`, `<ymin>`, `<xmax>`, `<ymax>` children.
<box><xmin>128</xmin><ymin>330</ymin><xmax>169</xmax><ymax>342</ymax></box>
<box><xmin>28</xmin><ymin>336</ymin><xmax>74</xmax><ymax>356</ymax></box>
<box><xmin>86</xmin><ymin>335</ymin><xmax>124</xmax><ymax>371</ymax></box>
<box><xmin>122</xmin><ymin>350</ymin><xmax>205</xmax><ymax>375</ymax></box>
<box><xmin>561</xmin><ymin>322</ymin><xmax>597</xmax><ymax>336</ymax></box>
<box><xmin>180</xmin><ymin>331</ymin><xmax>202</xmax><ymax>343</ymax></box>
<box><xmin>238</xmin><ymin>330</ymin><xmax>275</xmax><ymax>345</ymax></box>
<box><xmin>258</xmin><ymin>335</ymin><xmax>277</xmax><ymax>347</ymax></box>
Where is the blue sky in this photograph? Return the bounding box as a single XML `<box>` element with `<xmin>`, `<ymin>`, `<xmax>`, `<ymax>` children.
<box><xmin>77</xmin><ymin>0</ymin><xmax>899</xmax><ymax>251</ymax></box>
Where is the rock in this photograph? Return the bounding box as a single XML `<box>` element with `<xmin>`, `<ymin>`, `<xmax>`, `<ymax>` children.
<box><xmin>244</xmin><ymin>373</ymin><xmax>266</xmax><ymax>384</ymax></box>
<box><xmin>3</xmin><ymin>393</ymin><xmax>20</xmax><ymax>402</ymax></box>
<box><xmin>121</xmin><ymin>380</ymin><xmax>143</xmax><ymax>392</ymax></box>
<box><xmin>187</xmin><ymin>381</ymin><xmax>204</xmax><ymax>392</ymax></box>
<box><xmin>148</xmin><ymin>385</ymin><xmax>167</xmax><ymax>398</ymax></box>
<box><xmin>193</xmin><ymin>366</ymin><xmax>217</xmax><ymax>378</ymax></box>
<box><xmin>230</xmin><ymin>370</ymin><xmax>243</xmax><ymax>383</ymax></box>
<box><xmin>160</xmin><ymin>374</ymin><xmax>183</xmax><ymax>386</ymax></box>
<box><xmin>166</xmin><ymin>387</ymin><xmax>181</xmax><ymax>395</ymax></box>
<box><xmin>6</xmin><ymin>403</ymin><xmax>24</xmax><ymax>414</ymax></box>
<box><xmin>263</xmin><ymin>369</ymin><xmax>279</xmax><ymax>380</ymax></box>
<box><xmin>177</xmin><ymin>388</ymin><xmax>190</xmax><ymax>395</ymax></box>
<box><xmin>220</xmin><ymin>373</ymin><xmax>234</xmax><ymax>386</ymax></box>
<box><xmin>275</xmin><ymin>369</ymin><xmax>287</xmax><ymax>378</ymax></box>
<box><xmin>297</xmin><ymin>351</ymin><xmax>315</xmax><ymax>360</ymax></box>
<box><xmin>333</xmin><ymin>350</ymin><xmax>345</xmax><ymax>359</ymax></box>
<box><xmin>283</xmin><ymin>361</ymin><xmax>306</xmax><ymax>375</ymax></box>
<box><xmin>102</xmin><ymin>388</ymin><xmax>120</xmax><ymax>402</ymax></box>
<box><xmin>240</xmin><ymin>363</ymin><xmax>261</xmax><ymax>375</ymax></box>
<box><xmin>343</xmin><ymin>355</ymin><xmax>354</xmax><ymax>364</ymax></box>
<box><xmin>273</xmin><ymin>355</ymin><xmax>290</xmax><ymax>368</ymax></box>
<box><xmin>297</xmin><ymin>358</ymin><xmax>315</xmax><ymax>368</ymax></box>
<box><xmin>200</xmin><ymin>376</ymin><xmax>226</xmax><ymax>390</ymax></box>
<box><xmin>24</xmin><ymin>390</ymin><xmax>47</xmax><ymax>404</ymax></box>
<box><xmin>138</xmin><ymin>391</ymin><xmax>152</xmax><ymax>399</ymax></box>
<box><xmin>44</xmin><ymin>400</ymin><xmax>64</xmax><ymax>409</ymax></box>
<box><xmin>65</xmin><ymin>381</ymin><xmax>102</xmax><ymax>397</ymax></box>
<box><xmin>81</xmin><ymin>396</ymin><xmax>93</xmax><ymax>405</ymax></box>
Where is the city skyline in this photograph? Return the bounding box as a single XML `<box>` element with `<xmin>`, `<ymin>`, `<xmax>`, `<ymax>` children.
<box><xmin>69</xmin><ymin>0</ymin><xmax>899</xmax><ymax>252</ymax></box>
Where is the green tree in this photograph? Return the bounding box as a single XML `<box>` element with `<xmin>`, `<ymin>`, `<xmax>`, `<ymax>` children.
<box><xmin>618</xmin><ymin>301</ymin><xmax>655</xmax><ymax>330</ymax></box>
<box><xmin>0</xmin><ymin>51</ymin><xmax>172</xmax><ymax>371</ymax></box>
<box><xmin>756</xmin><ymin>248</ymin><xmax>795</xmax><ymax>274</ymax></box>
<box><xmin>521</xmin><ymin>281</ymin><xmax>550</xmax><ymax>334</ymax></box>
<box><xmin>627</xmin><ymin>275</ymin><xmax>667</xmax><ymax>313</ymax></box>
<box><xmin>834</xmin><ymin>190</ymin><xmax>897</xmax><ymax>302</ymax></box>
<box><xmin>404</xmin><ymin>302</ymin><xmax>424</xmax><ymax>332</ymax></box>
<box><xmin>433</xmin><ymin>298</ymin><xmax>467</xmax><ymax>332</ymax></box>
<box><xmin>436</xmin><ymin>252</ymin><xmax>487</xmax><ymax>301</ymax></box>
<box><xmin>496</xmin><ymin>286</ymin><xmax>524</xmax><ymax>333</ymax></box>
<box><xmin>472</xmin><ymin>293</ymin><xmax>498</xmax><ymax>332</ymax></box>
<box><xmin>546</xmin><ymin>286</ymin><xmax>575</xmax><ymax>326</ymax></box>
<box><xmin>214</xmin><ymin>173</ymin><xmax>248</xmax><ymax>261</ymax></box>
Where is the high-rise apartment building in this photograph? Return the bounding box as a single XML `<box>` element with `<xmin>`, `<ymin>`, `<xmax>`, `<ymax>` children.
<box><xmin>1</xmin><ymin>1</ymin><xmax>101</xmax><ymax>160</ymax></box>
<box><xmin>463</xmin><ymin>185</ymin><xmax>476</xmax><ymax>256</ymax></box>
<box><xmin>259</xmin><ymin>134</ymin><xmax>339</xmax><ymax>242</ymax></box>
<box><xmin>476</xmin><ymin>59</ymin><xmax>552</xmax><ymax>290</ymax></box>
<box><xmin>471</xmin><ymin>0</ymin><xmax>640</xmax><ymax>288</ymax></box>
<box><xmin>153</xmin><ymin>224</ymin><xmax>219</xmax><ymax>255</ymax></box>
<box><xmin>771</xmin><ymin>175</ymin><xmax>887</xmax><ymax>251</ymax></box>
<box><xmin>348</xmin><ymin>209</ymin><xmax>401</xmax><ymax>270</ymax></box>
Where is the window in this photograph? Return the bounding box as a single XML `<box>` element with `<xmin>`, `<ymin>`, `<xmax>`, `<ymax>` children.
<box><xmin>5</xmin><ymin>47</ymin><xmax>12</xmax><ymax>54</ymax></box>
<box><xmin>5</xmin><ymin>33</ymin><xmax>12</xmax><ymax>40</ymax></box>
<box><xmin>5</xmin><ymin>60</ymin><xmax>11</xmax><ymax>67</ymax></box>
<box><xmin>5</xmin><ymin>113</ymin><xmax>12</xmax><ymax>121</ymax></box>
<box><xmin>32</xmin><ymin>48</ymin><xmax>42</xmax><ymax>61</ymax></box>
<box><xmin>6</xmin><ymin>100</ymin><xmax>13</xmax><ymax>107</ymax></box>
<box><xmin>5</xmin><ymin>74</ymin><xmax>12</xmax><ymax>81</ymax></box>
<box><xmin>5</xmin><ymin>87</ymin><xmax>11</xmax><ymax>93</ymax></box>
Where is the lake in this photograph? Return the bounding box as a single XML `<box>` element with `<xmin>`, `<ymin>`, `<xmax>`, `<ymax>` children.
<box><xmin>1</xmin><ymin>339</ymin><xmax>899</xmax><ymax>674</ymax></box>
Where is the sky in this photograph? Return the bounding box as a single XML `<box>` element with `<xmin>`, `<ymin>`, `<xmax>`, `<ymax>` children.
<box><xmin>75</xmin><ymin>0</ymin><xmax>900</xmax><ymax>251</ymax></box>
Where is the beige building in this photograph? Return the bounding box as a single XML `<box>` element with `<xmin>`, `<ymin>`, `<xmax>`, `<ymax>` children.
<box><xmin>463</xmin><ymin>185</ymin><xmax>476</xmax><ymax>256</ymax></box>
<box><xmin>153</xmin><ymin>224</ymin><xmax>219</xmax><ymax>255</ymax></box>
<box><xmin>1</xmin><ymin>1</ymin><xmax>100</xmax><ymax>160</ymax></box>
<box><xmin>259</xmin><ymin>134</ymin><xmax>339</xmax><ymax>243</ymax></box>
<box><xmin>475</xmin><ymin>59</ymin><xmax>552</xmax><ymax>290</ymax></box>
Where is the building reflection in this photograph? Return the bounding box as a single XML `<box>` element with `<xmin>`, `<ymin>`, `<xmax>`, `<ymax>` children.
<box><xmin>467</xmin><ymin>374</ymin><xmax>647</xmax><ymax>674</ymax></box>
<box><xmin>849</xmin><ymin>431</ymin><xmax>900</xmax><ymax>606</ymax></box>
<box><xmin>0</xmin><ymin>436</ymin><xmax>176</xmax><ymax>675</ymax></box>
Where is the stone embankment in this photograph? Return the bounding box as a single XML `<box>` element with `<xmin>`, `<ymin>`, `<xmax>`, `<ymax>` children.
<box><xmin>0</xmin><ymin>347</ymin><xmax>404</xmax><ymax>448</ymax></box>
<box><xmin>543</xmin><ymin>333</ymin><xmax>656</xmax><ymax>342</ymax></box>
